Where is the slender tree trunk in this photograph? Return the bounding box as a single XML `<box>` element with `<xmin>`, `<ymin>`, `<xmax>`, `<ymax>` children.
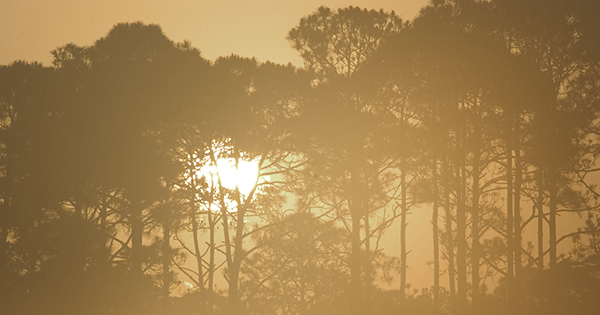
<box><xmin>130</xmin><ymin>197</ymin><xmax>144</xmax><ymax>315</ymax></box>
<box><xmin>537</xmin><ymin>175</ymin><xmax>544</xmax><ymax>270</ymax></box>
<box><xmin>364</xmin><ymin>210</ymin><xmax>373</xmax><ymax>298</ymax></box>
<box><xmin>220</xmin><ymin>205</ymin><xmax>233</xmax><ymax>310</ymax></box>
<box><xmin>549</xmin><ymin>169</ymin><xmax>557</xmax><ymax>268</ymax></box>
<box><xmin>514</xmin><ymin>140</ymin><xmax>522</xmax><ymax>298</ymax></box>
<box><xmin>471</xmin><ymin>143</ymin><xmax>481</xmax><ymax>310</ymax></box>
<box><xmin>229</xmin><ymin>154</ymin><xmax>246</xmax><ymax>314</ymax></box>
<box><xmin>229</xmin><ymin>248</ymin><xmax>242</xmax><ymax>315</ymax></box>
<box><xmin>189</xmin><ymin>167</ymin><xmax>205</xmax><ymax>293</ymax></box>
<box><xmin>207</xmin><ymin>193</ymin><xmax>216</xmax><ymax>314</ymax></box>
<box><xmin>162</xmin><ymin>218</ymin><xmax>171</xmax><ymax>315</ymax></box>
<box><xmin>432</xmin><ymin>156</ymin><xmax>440</xmax><ymax>311</ymax></box>
<box><xmin>456</xmin><ymin>143</ymin><xmax>467</xmax><ymax>314</ymax></box>
<box><xmin>210</xmin><ymin>146</ymin><xmax>235</xmax><ymax>313</ymax></box>
<box><xmin>537</xmin><ymin>173</ymin><xmax>545</xmax><ymax>311</ymax></box>
<box><xmin>400</xmin><ymin>156</ymin><xmax>407</xmax><ymax>300</ymax></box>
<box><xmin>350</xmin><ymin>207</ymin><xmax>362</xmax><ymax>315</ymax></box>
<box><xmin>443</xmin><ymin>158</ymin><xmax>456</xmax><ymax>314</ymax></box>
<box><xmin>506</xmin><ymin>136</ymin><xmax>514</xmax><ymax>307</ymax></box>
<box><xmin>299</xmin><ymin>256</ymin><xmax>308</xmax><ymax>315</ymax></box>
<box><xmin>191</xmin><ymin>199</ymin><xmax>204</xmax><ymax>291</ymax></box>
<box><xmin>349</xmin><ymin>167</ymin><xmax>363</xmax><ymax>315</ymax></box>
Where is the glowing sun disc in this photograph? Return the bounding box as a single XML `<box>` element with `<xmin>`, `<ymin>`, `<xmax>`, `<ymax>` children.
<box><xmin>200</xmin><ymin>158</ymin><xmax>260</xmax><ymax>196</ymax></box>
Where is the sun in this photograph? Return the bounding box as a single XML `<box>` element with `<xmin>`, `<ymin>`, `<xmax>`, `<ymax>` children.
<box><xmin>200</xmin><ymin>158</ymin><xmax>260</xmax><ymax>196</ymax></box>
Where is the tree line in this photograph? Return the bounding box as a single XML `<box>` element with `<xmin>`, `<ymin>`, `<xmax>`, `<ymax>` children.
<box><xmin>1</xmin><ymin>1</ymin><xmax>600</xmax><ymax>315</ymax></box>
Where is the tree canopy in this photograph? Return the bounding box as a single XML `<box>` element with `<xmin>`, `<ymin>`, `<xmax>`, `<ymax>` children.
<box><xmin>2</xmin><ymin>2</ymin><xmax>600</xmax><ymax>315</ymax></box>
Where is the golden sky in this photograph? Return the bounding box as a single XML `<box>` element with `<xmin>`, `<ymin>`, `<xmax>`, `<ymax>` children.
<box><xmin>1</xmin><ymin>0</ymin><xmax>429</xmax><ymax>66</ymax></box>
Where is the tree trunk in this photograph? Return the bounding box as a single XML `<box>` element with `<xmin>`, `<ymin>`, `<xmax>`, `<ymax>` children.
<box><xmin>207</xmin><ymin>195</ymin><xmax>216</xmax><ymax>314</ymax></box>
<box><xmin>162</xmin><ymin>218</ymin><xmax>171</xmax><ymax>314</ymax></box>
<box><xmin>456</xmin><ymin>146</ymin><xmax>467</xmax><ymax>314</ymax></box>
<box><xmin>549</xmin><ymin>169</ymin><xmax>557</xmax><ymax>268</ymax></box>
<box><xmin>364</xmin><ymin>210</ymin><xmax>373</xmax><ymax>299</ymax></box>
<box><xmin>443</xmin><ymin>158</ymin><xmax>456</xmax><ymax>314</ymax></box>
<box><xmin>130</xmin><ymin>197</ymin><xmax>144</xmax><ymax>315</ymax></box>
<box><xmin>506</xmin><ymin>136</ymin><xmax>515</xmax><ymax>307</ymax></box>
<box><xmin>400</xmin><ymin>156</ymin><xmax>408</xmax><ymax>300</ymax></box>
<box><xmin>211</xmin><ymin>146</ymin><xmax>235</xmax><ymax>313</ymax></box>
<box><xmin>537</xmin><ymin>173</ymin><xmax>545</xmax><ymax>311</ymax></box>
<box><xmin>537</xmin><ymin>175</ymin><xmax>544</xmax><ymax>270</ymax></box>
<box><xmin>191</xmin><ymin>196</ymin><xmax>205</xmax><ymax>292</ymax></box>
<box><xmin>228</xmin><ymin>154</ymin><xmax>246</xmax><ymax>315</ymax></box>
<box><xmin>514</xmin><ymin>139</ymin><xmax>522</xmax><ymax>299</ymax></box>
<box><xmin>349</xmin><ymin>167</ymin><xmax>363</xmax><ymax>315</ymax></box>
<box><xmin>471</xmin><ymin>143</ymin><xmax>481</xmax><ymax>310</ymax></box>
<box><xmin>432</xmin><ymin>156</ymin><xmax>440</xmax><ymax>311</ymax></box>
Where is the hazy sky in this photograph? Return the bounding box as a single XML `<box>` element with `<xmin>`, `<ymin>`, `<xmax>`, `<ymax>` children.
<box><xmin>1</xmin><ymin>0</ymin><xmax>429</xmax><ymax>66</ymax></box>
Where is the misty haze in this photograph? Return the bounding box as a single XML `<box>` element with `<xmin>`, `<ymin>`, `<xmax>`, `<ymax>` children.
<box><xmin>1</xmin><ymin>1</ymin><xmax>600</xmax><ymax>315</ymax></box>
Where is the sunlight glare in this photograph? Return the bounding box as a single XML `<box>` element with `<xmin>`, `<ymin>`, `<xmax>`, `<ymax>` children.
<box><xmin>200</xmin><ymin>158</ymin><xmax>260</xmax><ymax>196</ymax></box>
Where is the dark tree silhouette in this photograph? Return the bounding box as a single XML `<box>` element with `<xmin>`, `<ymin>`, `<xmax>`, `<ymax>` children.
<box><xmin>288</xmin><ymin>7</ymin><xmax>403</xmax><ymax>315</ymax></box>
<box><xmin>2</xmin><ymin>3</ymin><xmax>600</xmax><ymax>315</ymax></box>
